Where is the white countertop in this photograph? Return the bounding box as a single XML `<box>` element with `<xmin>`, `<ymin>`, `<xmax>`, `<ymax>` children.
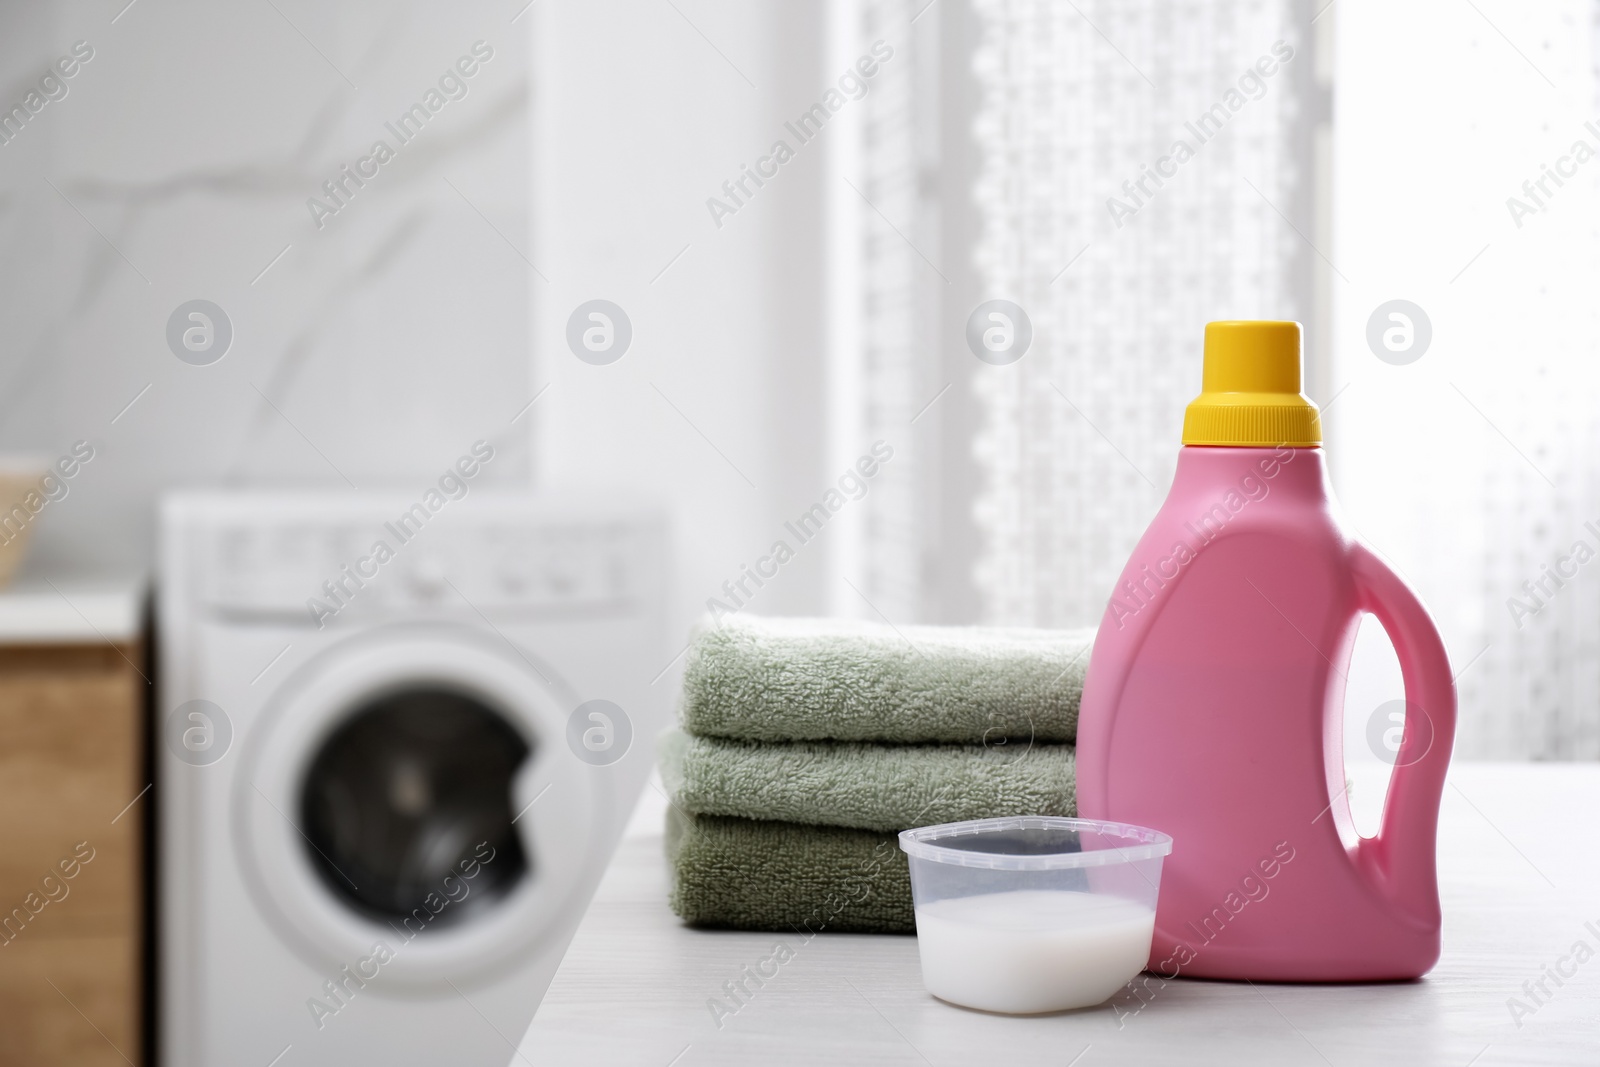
<box><xmin>0</xmin><ymin>573</ymin><xmax>145</xmax><ymax>644</ymax></box>
<box><xmin>516</xmin><ymin>763</ymin><xmax>1598</xmax><ymax>1066</ymax></box>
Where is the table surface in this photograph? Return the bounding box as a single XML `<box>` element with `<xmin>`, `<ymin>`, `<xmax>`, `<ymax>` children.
<box><xmin>516</xmin><ymin>763</ymin><xmax>1598</xmax><ymax>1066</ymax></box>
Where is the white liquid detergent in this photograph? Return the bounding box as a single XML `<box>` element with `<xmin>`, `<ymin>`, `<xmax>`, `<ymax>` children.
<box><xmin>913</xmin><ymin>889</ymin><xmax>1155</xmax><ymax>1014</ymax></box>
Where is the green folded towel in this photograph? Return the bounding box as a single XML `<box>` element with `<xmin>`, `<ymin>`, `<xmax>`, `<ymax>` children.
<box><xmin>666</xmin><ymin>807</ymin><xmax>915</xmax><ymax>933</ymax></box>
<box><xmin>680</xmin><ymin>615</ymin><xmax>1094</xmax><ymax>744</ymax></box>
<box><xmin>666</xmin><ymin>614</ymin><xmax>1091</xmax><ymax>934</ymax></box>
<box><xmin>662</xmin><ymin>735</ymin><xmax>1078</xmax><ymax>933</ymax></box>
<box><xmin>660</xmin><ymin>729</ymin><xmax>1076</xmax><ymax>833</ymax></box>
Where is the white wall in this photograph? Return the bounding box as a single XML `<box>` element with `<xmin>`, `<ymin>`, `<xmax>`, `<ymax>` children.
<box><xmin>531</xmin><ymin>0</ymin><xmax>837</xmax><ymax>646</ymax></box>
<box><xmin>0</xmin><ymin>0</ymin><xmax>534</xmax><ymax>575</ymax></box>
<box><xmin>1</xmin><ymin>0</ymin><xmax>841</xmax><ymax>641</ymax></box>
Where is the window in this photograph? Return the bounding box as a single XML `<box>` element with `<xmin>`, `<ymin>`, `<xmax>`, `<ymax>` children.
<box><xmin>841</xmin><ymin>0</ymin><xmax>1600</xmax><ymax>758</ymax></box>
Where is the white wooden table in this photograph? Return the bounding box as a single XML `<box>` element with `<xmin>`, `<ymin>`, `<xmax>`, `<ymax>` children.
<box><xmin>515</xmin><ymin>764</ymin><xmax>1598</xmax><ymax>1065</ymax></box>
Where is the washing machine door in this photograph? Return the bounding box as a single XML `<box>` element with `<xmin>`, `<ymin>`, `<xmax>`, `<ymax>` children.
<box><xmin>236</xmin><ymin>626</ymin><xmax>604</xmax><ymax>987</ymax></box>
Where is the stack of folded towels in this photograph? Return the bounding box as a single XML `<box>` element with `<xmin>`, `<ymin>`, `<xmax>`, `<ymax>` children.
<box><xmin>661</xmin><ymin>614</ymin><xmax>1095</xmax><ymax>934</ymax></box>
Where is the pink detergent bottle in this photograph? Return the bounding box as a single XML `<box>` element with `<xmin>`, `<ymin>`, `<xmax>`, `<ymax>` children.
<box><xmin>1077</xmin><ymin>320</ymin><xmax>1455</xmax><ymax>981</ymax></box>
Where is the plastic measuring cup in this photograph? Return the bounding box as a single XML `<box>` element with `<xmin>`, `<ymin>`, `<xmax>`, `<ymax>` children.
<box><xmin>899</xmin><ymin>816</ymin><xmax>1173</xmax><ymax>1014</ymax></box>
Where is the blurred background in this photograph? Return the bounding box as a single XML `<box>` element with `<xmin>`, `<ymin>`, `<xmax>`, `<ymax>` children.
<box><xmin>0</xmin><ymin>0</ymin><xmax>1595</xmax><ymax>1064</ymax></box>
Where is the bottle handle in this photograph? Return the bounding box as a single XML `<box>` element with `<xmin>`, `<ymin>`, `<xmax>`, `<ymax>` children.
<box><xmin>1346</xmin><ymin>543</ymin><xmax>1456</xmax><ymax>923</ymax></box>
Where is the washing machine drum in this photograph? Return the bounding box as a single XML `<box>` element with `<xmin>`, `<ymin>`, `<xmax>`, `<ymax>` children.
<box><xmin>300</xmin><ymin>688</ymin><xmax>531</xmax><ymax>927</ymax></box>
<box><xmin>238</xmin><ymin>630</ymin><xmax>604</xmax><ymax>986</ymax></box>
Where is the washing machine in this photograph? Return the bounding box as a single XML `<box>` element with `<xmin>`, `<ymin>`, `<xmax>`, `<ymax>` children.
<box><xmin>157</xmin><ymin>491</ymin><xmax>668</xmax><ymax>1066</ymax></box>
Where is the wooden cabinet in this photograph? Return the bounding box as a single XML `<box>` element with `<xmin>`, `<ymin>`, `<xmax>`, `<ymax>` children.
<box><xmin>0</xmin><ymin>638</ymin><xmax>146</xmax><ymax>1067</ymax></box>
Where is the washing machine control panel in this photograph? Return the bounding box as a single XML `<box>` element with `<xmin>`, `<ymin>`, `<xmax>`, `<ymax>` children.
<box><xmin>204</xmin><ymin>516</ymin><xmax>646</xmax><ymax>619</ymax></box>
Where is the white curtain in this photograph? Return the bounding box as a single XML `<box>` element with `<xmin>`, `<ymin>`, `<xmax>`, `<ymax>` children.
<box><xmin>967</xmin><ymin>0</ymin><xmax>1326</xmax><ymax>627</ymax></box>
<box><xmin>838</xmin><ymin>0</ymin><xmax>945</xmax><ymax>624</ymax></box>
<box><xmin>1332</xmin><ymin>0</ymin><xmax>1600</xmax><ymax>760</ymax></box>
<box><xmin>848</xmin><ymin>0</ymin><xmax>1600</xmax><ymax>761</ymax></box>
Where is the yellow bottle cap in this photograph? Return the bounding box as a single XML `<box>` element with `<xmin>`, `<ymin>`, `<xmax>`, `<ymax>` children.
<box><xmin>1182</xmin><ymin>320</ymin><xmax>1322</xmax><ymax>447</ymax></box>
